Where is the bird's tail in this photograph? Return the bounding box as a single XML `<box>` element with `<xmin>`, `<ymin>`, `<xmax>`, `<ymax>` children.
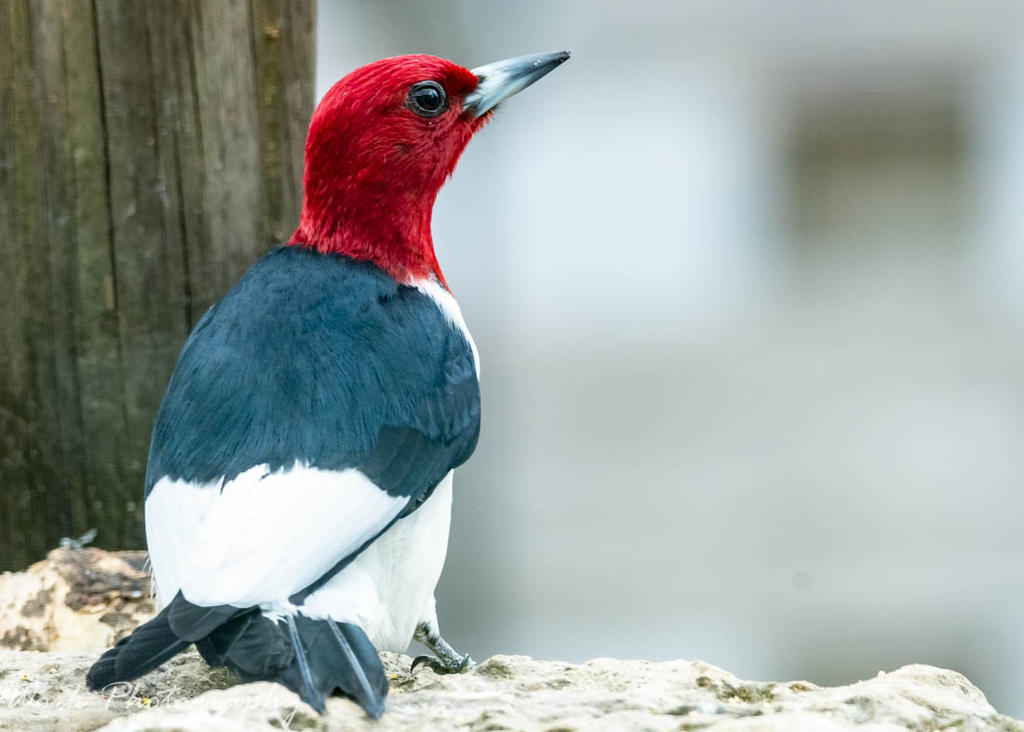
<box><xmin>196</xmin><ymin>611</ymin><xmax>388</xmax><ymax>717</ymax></box>
<box><xmin>86</xmin><ymin>607</ymin><xmax>190</xmax><ymax>691</ymax></box>
<box><xmin>86</xmin><ymin>593</ymin><xmax>387</xmax><ymax>718</ymax></box>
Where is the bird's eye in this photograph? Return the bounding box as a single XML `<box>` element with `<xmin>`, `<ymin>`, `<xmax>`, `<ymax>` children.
<box><xmin>407</xmin><ymin>81</ymin><xmax>447</xmax><ymax>118</ymax></box>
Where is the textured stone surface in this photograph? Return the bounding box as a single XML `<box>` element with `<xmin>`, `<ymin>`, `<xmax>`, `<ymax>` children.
<box><xmin>0</xmin><ymin>550</ymin><xmax>1020</xmax><ymax>730</ymax></box>
<box><xmin>0</xmin><ymin>649</ymin><xmax>1021</xmax><ymax>732</ymax></box>
<box><xmin>0</xmin><ymin>548</ymin><xmax>153</xmax><ymax>653</ymax></box>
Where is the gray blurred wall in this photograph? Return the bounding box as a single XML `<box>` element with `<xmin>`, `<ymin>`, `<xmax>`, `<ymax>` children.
<box><xmin>317</xmin><ymin>0</ymin><xmax>1024</xmax><ymax>716</ymax></box>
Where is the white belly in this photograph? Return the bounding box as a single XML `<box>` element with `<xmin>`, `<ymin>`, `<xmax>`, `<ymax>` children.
<box><xmin>297</xmin><ymin>472</ymin><xmax>454</xmax><ymax>651</ymax></box>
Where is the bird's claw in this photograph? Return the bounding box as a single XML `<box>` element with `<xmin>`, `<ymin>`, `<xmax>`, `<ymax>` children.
<box><xmin>410</xmin><ymin>654</ymin><xmax>435</xmax><ymax>673</ymax></box>
<box><xmin>410</xmin><ymin>652</ymin><xmax>474</xmax><ymax>675</ymax></box>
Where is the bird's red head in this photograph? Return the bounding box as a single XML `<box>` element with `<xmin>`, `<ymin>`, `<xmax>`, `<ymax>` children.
<box><xmin>289</xmin><ymin>51</ymin><xmax>569</xmax><ymax>285</ymax></box>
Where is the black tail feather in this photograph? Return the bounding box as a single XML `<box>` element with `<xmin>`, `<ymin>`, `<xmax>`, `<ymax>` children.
<box><xmin>88</xmin><ymin>594</ymin><xmax>387</xmax><ymax>718</ymax></box>
<box><xmin>327</xmin><ymin>621</ymin><xmax>380</xmax><ymax>713</ymax></box>
<box><xmin>194</xmin><ymin>611</ymin><xmax>387</xmax><ymax>717</ymax></box>
<box><xmin>286</xmin><ymin>615</ymin><xmax>320</xmax><ymax>709</ymax></box>
<box><xmin>194</xmin><ymin>610</ymin><xmax>293</xmax><ymax>679</ymax></box>
<box><xmin>276</xmin><ymin>616</ymin><xmax>388</xmax><ymax>717</ymax></box>
<box><xmin>166</xmin><ymin>593</ymin><xmax>239</xmax><ymax>641</ymax></box>
<box><xmin>317</xmin><ymin>619</ymin><xmax>388</xmax><ymax>718</ymax></box>
<box><xmin>86</xmin><ymin>608</ymin><xmax>190</xmax><ymax>690</ymax></box>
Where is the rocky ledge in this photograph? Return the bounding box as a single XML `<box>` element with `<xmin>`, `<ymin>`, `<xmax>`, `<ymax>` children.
<box><xmin>0</xmin><ymin>548</ymin><xmax>1020</xmax><ymax>731</ymax></box>
<box><xmin>0</xmin><ymin>649</ymin><xmax>1021</xmax><ymax>731</ymax></box>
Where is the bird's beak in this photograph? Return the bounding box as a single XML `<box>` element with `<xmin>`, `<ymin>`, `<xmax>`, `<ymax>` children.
<box><xmin>463</xmin><ymin>51</ymin><xmax>570</xmax><ymax>118</ymax></box>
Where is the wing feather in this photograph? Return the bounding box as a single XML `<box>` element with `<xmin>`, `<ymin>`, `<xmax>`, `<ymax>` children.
<box><xmin>147</xmin><ymin>465</ymin><xmax>407</xmax><ymax>607</ymax></box>
<box><xmin>143</xmin><ymin>247</ymin><xmax>480</xmax><ymax>609</ymax></box>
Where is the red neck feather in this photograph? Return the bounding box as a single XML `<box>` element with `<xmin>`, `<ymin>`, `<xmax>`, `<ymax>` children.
<box><xmin>288</xmin><ymin>56</ymin><xmax>482</xmax><ymax>286</ymax></box>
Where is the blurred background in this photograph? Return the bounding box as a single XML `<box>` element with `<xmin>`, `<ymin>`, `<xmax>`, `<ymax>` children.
<box><xmin>3</xmin><ymin>0</ymin><xmax>1022</xmax><ymax>718</ymax></box>
<box><xmin>317</xmin><ymin>0</ymin><xmax>1024</xmax><ymax>716</ymax></box>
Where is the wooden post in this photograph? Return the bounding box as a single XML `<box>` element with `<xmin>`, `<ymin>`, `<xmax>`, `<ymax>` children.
<box><xmin>0</xmin><ymin>0</ymin><xmax>315</xmax><ymax>569</ymax></box>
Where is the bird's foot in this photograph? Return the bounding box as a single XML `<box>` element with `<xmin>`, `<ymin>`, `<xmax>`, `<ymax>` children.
<box><xmin>411</xmin><ymin>622</ymin><xmax>475</xmax><ymax>674</ymax></box>
<box><xmin>410</xmin><ymin>651</ymin><xmax>473</xmax><ymax>674</ymax></box>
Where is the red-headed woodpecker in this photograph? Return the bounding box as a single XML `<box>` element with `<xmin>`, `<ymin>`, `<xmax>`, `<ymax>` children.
<box><xmin>85</xmin><ymin>51</ymin><xmax>568</xmax><ymax>717</ymax></box>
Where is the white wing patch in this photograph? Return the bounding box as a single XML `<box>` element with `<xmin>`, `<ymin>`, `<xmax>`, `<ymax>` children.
<box><xmin>145</xmin><ymin>462</ymin><xmax>408</xmax><ymax>608</ymax></box>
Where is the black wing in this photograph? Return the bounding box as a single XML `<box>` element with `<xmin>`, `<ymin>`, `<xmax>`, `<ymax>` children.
<box><xmin>146</xmin><ymin>245</ymin><xmax>479</xmax><ymax>498</ymax></box>
<box><xmin>143</xmin><ymin>245</ymin><xmax>480</xmax><ymax>601</ymax></box>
